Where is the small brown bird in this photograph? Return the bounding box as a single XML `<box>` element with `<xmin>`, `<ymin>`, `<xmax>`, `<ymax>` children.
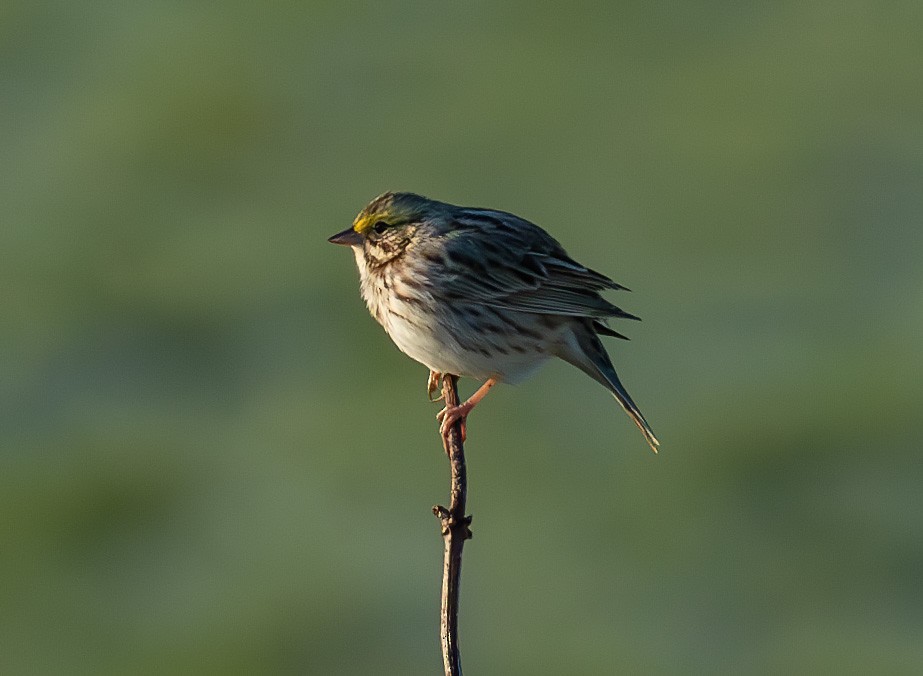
<box><xmin>329</xmin><ymin>192</ymin><xmax>659</xmax><ymax>452</ymax></box>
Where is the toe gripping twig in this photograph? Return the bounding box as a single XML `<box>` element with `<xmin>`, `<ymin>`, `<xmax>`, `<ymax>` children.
<box><xmin>432</xmin><ymin>374</ymin><xmax>473</xmax><ymax>676</ymax></box>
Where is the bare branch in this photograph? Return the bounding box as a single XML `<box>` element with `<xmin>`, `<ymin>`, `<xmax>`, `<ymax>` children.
<box><xmin>432</xmin><ymin>374</ymin><xmax>472</xmax><ymax>676</ymax></box>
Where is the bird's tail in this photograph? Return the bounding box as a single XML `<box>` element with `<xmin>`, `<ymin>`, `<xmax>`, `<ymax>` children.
<box><xmin>559</xmin><ymin>327</ymin><xmax>660</xmax><ymax>453</ymax></box>
<box><xmin>597</xmin><ymin>358</ymin><xmax>660</xmax><ymax>453</ymax></box>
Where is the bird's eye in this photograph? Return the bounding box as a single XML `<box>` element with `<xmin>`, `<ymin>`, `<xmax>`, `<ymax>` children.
<box><xmin>372</xmin><ymin>221</ymin><xmax>388</xmax><ymax>234</ymax></box>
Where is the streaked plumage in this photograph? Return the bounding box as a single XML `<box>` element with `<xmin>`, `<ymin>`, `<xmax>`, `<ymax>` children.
<box><xmin>328</xmin><ymin>192</ymin><xmax>659</xmax><ymax>452</ymax></box>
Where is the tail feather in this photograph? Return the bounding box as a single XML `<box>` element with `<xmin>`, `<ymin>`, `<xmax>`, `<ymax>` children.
<box><xmin>597</xmin><ymin>361</ymin><xmax>660</xmax><ymax>453</ymax></box>
<box><xmin>558</xmin><ymin>326</ymin><xmax>660</xmax><ymax>453</ymax></box>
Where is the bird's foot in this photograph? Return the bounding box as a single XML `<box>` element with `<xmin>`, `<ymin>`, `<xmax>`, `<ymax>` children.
<box><xmin>427</xmin><ymin>371</ymin><xmax>444</xmax><ymax>402</ymax></box>
<box><xmin>436</xmin><ymin>401</ymin><xmax>474</xmax><ymax>441</ymax></box>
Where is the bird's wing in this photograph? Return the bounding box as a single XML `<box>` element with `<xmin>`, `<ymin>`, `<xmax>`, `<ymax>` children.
<box><xmin>437</xmin><ymin>210</ymin><xmax>638</xmax><ymax>320</ymax></box>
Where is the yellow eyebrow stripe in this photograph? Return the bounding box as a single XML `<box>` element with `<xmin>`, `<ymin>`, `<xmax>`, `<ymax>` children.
<box><xmin>353</xmin><ymin>213</ymin><xmax>375</xmax><ymax>234</ymax></box>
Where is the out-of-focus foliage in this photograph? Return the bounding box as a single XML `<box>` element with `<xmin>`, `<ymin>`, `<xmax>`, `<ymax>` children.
<box><xmin>2</xmin><ymin>2</ymin><xmax>921</xmax><ymax>673</ymax></box>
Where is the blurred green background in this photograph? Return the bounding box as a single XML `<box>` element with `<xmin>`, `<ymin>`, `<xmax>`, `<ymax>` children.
<box><xmin>3</xmin><ymin>1</ymin><xmax>922</xmax><ymax>674</ymax></box>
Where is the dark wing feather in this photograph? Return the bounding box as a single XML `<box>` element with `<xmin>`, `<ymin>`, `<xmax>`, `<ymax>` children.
<box><xmin>439</xmin><ymin>210</ymin><xmax>639</xmax><ymax>322</ymax></box>
<box><xmin>593</xmin><ymin>321</ymin><xmax>630</xmax><ymax>340</ymax></box>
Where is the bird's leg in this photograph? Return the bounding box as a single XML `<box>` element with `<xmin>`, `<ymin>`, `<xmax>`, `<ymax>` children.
<box><xmin>427</xmin><ymin>370</ymin><xmax>444</xmax><ymax>402</ymax></box>
<box><xmin>436</xmin><ymin>378</ymin><xmax>497</xmax><ymax>441</ymax></box>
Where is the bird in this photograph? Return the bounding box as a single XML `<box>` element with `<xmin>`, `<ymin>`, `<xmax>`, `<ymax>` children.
<box><xmin>328</xmin><ymin>192</ymin><xmax>659</xmax><ymax>452</ymax></box>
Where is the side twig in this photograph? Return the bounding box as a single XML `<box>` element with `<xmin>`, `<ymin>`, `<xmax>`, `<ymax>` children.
<box><xmin>432</xmin><ymin>374</ymin><xmax>473</xmax><ymax>676</ymax></box>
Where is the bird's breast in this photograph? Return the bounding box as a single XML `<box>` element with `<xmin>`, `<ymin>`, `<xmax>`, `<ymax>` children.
<box><xmin>358</xmin><ymin>272</ymin><xmax>553</xmax><ymax>383</ymax></box>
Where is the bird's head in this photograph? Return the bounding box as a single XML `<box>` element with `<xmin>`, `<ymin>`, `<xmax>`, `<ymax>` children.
<box><xmin>328</xmin><ymin>192</ymin><xmax>443</xmax><ymax>267</ymax></box>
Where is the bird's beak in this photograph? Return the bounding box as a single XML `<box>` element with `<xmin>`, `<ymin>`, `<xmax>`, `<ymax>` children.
<box><xmin>328</xmin><ymin>227</ymin><xmax>363</xmax><ymax>247</ymax></box>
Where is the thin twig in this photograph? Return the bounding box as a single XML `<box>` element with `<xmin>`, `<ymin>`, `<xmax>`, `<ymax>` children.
<box><xmin>432</xmin><ymin>374</ymin><xmax>472</xmax><ymax>676</ymax></box>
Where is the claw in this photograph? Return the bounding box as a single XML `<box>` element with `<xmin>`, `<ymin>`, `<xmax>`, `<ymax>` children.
<box><xmin>437</xmin><ymin>403</ymin><xmax>472</xmax><ymax>441</ymax></box>
<box><xmin>433</xmin><ymin>378</ymin><xmax>497</xmax><ymax>444</ymax></box>
<box><xmin>427</xmin><ymin>371</ymin><xmax>444</xmax><ymax>402</ymax></box>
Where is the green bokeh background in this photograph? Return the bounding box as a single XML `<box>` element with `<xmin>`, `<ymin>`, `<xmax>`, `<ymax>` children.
<box><xmin>3</xmin><ymin>2</ymin><xmax>922</xmax><ymax>674</ymax></box>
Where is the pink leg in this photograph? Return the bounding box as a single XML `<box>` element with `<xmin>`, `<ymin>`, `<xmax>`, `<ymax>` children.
<box><xmin>436</xmin><ymin>378</ymin><xmax>497</xmax><ymax>441</ymax></box>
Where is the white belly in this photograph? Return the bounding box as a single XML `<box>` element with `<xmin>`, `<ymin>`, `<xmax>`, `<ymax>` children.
<box><xmin>384</xmin><ymin>306</ymin><xmax>550</xmax><ymax>383</ymax></box>
<box><xmin>356</xmin><ymin>251</ymin><xmax>552</xmax><ymax>383</ymax></box>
